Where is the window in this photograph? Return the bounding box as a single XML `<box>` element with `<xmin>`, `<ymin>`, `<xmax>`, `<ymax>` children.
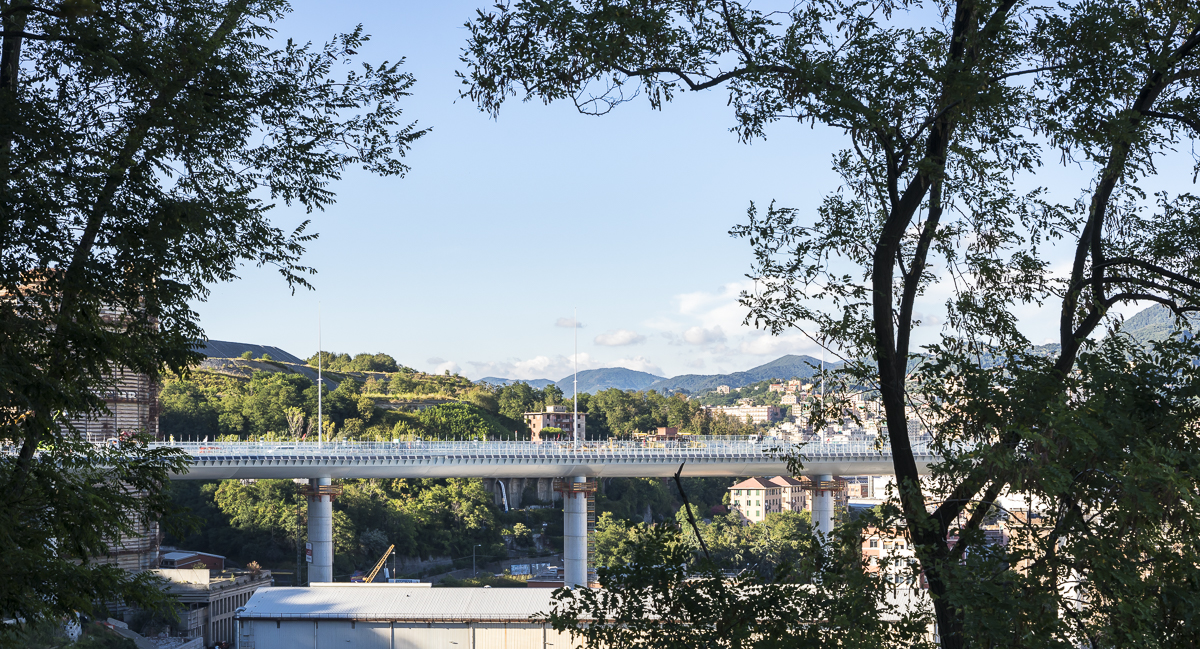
<box><xmin>756</xmin><ymin>511</ymin><xmax>760</xmax><ymax>518</ymax></box>
<box><xmin>870</xmin><ymin>539</ymin><xmax>878</xmax><ymax>548</ymax></box>
<box><xmin>756</xmin><ymin>500</ymin><xmax>760</xmax><ymax>506</ymax></box>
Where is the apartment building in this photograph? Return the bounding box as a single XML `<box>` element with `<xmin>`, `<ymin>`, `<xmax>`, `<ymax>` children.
<box><xmin>706</xmin><ymin>404</ymin><xmax>784</xmax><ymax>425</ymax></box>
<box><xmin>728</xmin><ymin>475</ymin><xmax>812</xmax><ymax>524</ymax></box>
<box><xmin>524</xmin><ymin>405</ymin><xmax>586</xmax><ymax>442</ymax></box>
<box><xmin>728</xmin><ymin>477</ymin><xmax>780</xmax><ymax>523</ymax></box>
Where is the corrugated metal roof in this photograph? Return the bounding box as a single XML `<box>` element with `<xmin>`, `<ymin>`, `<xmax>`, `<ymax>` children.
<box><xmin>239</xmin><ymin>586</ymin><xmax>558</xmax><ymax>622</ymax></box>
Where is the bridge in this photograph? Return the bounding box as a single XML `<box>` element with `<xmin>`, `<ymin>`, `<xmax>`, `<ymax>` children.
<box><xmin>154</xmin><ymin>438</ymin><xmax>935</xmax><ymax>480</ymax></box>
<box><xmin>155</xmin><ymin>438</ymin><xmax>937</xmax><ymax>588</ymax></box>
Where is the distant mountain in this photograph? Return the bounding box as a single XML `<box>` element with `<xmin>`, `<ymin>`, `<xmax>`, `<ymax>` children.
<box><xmin>555</xmin><ymin>368</ymin><xmax>664</xmax><ymax>396</ymax></box>
<box><xmin>1117</xmin><ymin>304</ymin><xmax>1199</xmax><ymax>346</ymax></box>
<box><xmin>478</xmin><ymin>377</ymin><xmax>557</xmax><ymax>389</ymax></box>
<box><xmin>648</xmin><ymin>354</ymin><xmax>842</xmax><ymax>393</ymax></box>
<box><xmin>197</xmin><ymin>340</ymin><xmax>304</xmax><ymax>364</ymax></box>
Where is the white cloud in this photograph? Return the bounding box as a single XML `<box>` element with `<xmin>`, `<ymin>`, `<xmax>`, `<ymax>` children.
<box><xmin>427</xmin><ymin>356</ymin><xmax>446</xmax><ymax>365</ymax></box>
<box><xmin>469</xmin><ymin>353</ymin><xmax>597</xmax><ymax>381</ymax></box>
<box><xmin>434</xmin><ymin>360</ymin><xmax>461</xmax><ymax>375</ymax></box>
<box><xmin>609</xmin><ymin>356</ymin><xmax>665</xmax><ymax>376</ymax></box>
<box><xmin>683</xmin><ymin>325</ymin><xmax>726</xmax><ymax>345</ymax></box>
<box><xmin>686</xmin><ymin>358</ymin><xmax>706</xmax><ymax>369</ymax></box>
<box><xmin>737</xmin><ymin>332</ymin><xmax>821</xmax><ymax>357</ymax></box>
<box><xmin>556</xmin><ymin>317</ymin><xmax>584</xmax><ymax>328</ymax></box>
<box><xmin>594</xmin><ymin>329</ymin><xmax>646</xmax><ymax>346</ymax></box>
<box><xmin>675</xmin><ymin>281</ymin><xmax>756</xmax><ymax>332</ymax></box>
<box><xmin>468</xmin><ymin>352</ymin><xmax>663</xmax><ymax>380</ymax></box>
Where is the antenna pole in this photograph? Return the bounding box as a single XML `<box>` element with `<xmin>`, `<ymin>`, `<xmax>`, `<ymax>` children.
<box><xmin>578</xmin><ymin>307</ymin><xmax>583</xmax><ymax>448</ymax></box>
<box><xmin>318</xmin><ymin>303</ymin><xmax>323</xmax><ymax>448</ymax></box>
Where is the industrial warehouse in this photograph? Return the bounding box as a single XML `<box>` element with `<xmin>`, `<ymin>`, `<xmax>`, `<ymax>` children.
<box><xmin>235</xmin><ymin>583</ymin><xmax>577</xmax><ymax>649</ymax></box>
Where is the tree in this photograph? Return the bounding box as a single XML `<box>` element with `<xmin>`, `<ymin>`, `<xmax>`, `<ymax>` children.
<box><xmin>417</xmin><ymin>402</ymin><xmax>515</xmax><ymax>440</ymax></box>
<box><xmin>463</xmin><ymin>387</ymin><xmax>500</xmax><ymax>414</ymax></box>
<box><xmin>541</xmin><ymin>383</ymin><xmax>565</xmax><ymax>406</ymax></box>
<box><xmin>462</xmin><ymin>1</ymin><xmax>1200</xmax><ymax>646</ymax></box>
<box><xmin>496</xmin><ymin>381</ymin><xmax>539</xmax><ymax>421</ymax></box>
<box><xmin>591</xmin><ymin>512</ymin><xmax>637</xmax><ymax>568</ymax></box>
<box><xmin>0</xmin><ymin>0</ymin><xmax>423</xmax><ymax>636</ymax></box>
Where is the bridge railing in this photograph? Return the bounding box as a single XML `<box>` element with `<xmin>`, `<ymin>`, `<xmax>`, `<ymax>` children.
<box><xmin>142</xmin><ymin>438</ymin><xmax>938</xmax><ymax>459</ymax></box>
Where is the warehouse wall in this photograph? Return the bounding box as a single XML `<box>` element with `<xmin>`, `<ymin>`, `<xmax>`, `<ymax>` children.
<box><xmin>238</xmin><ymin>620</ymin><xmax>579</xmax><ymax>649</ymax></box>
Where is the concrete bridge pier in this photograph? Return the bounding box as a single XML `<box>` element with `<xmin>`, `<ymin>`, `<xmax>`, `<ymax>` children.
<box><xmin>562</xmin><ymin>477</ymin><xmax>589</xmax><ymax>588</ymax></box>
<box><xmin>305</xmin><ymin>476</ymin><xmax>335</xmax><ymax>584</ymax></box>
<box><xmin>812</xmin><ymin>474</ymin><xmax>834</xmax><ymax>538</ymax></box>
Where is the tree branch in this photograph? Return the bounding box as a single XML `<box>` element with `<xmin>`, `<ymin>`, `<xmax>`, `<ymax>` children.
<box><xmin>0</xmin><ymin>30</ymin><xmax>72</xmax><ymax>42</ymax></box>
<box><xmin>1142</xmin><ymin>110</ymin><xmax>1200</xmax><ymax>135</ymax></box>
<box><xmin>720</xmin><ymin>0</ymin><xmax>755</xmax><ymax>64</ymax></box>
<box><xmin>673</xmin><ymin>463</ymin><xmax>711</xmax><ymax>562</ymax></box>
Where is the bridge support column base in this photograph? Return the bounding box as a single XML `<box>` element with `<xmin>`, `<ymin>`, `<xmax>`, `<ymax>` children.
<box><xmin>557</xmin><ymin>476</ymin><xmax>595</xmax><ymax>588</ymax></box>
<box><xmin>301</xmin><ymin>477</ymin><xmax>339</xmax><ymax>584</ymax></box>
<box><xmin>813</xmin><ymin>473</ymin><xmax>834</xmax><ymax>538</ymax></box>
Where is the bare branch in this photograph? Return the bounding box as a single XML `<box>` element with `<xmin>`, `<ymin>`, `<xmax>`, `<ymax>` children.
<box><xmin>1142</xmin><ymin>110</ymin><xmax>1200</xmax><ymax>135</ymax></box>
<box><xmin>673</xmin><ymin>463</ymin><xmax>711</xmax><ymax>562</ymax></box>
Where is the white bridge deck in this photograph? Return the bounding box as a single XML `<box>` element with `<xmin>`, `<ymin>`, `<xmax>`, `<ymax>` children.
<box><xmin>153</xmin><ymin>438</ymin><xmax>937</xmax><ymax>480</ymax></box>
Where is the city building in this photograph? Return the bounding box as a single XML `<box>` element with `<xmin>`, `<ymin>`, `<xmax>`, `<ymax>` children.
<box><xmin>524</xmin><ymin>405</ymin><xmax>586</xmax><ymax>442</ymax></box>
<box><xmin>634</xmin><ymin>426</ymin><xmax>682</xmax><ymax>441</ymax></box>
<box><xmin>706</xmin><ymin>404</ymin><xmax>784</xmax><ymax>425</ymax></box>
<box><xmin>728</xmin><ymin>476</ymin><xmax>850</xmax><ymax>525</ymax></box>
<box><xmin>861</xmin><ymin>527</ymin><xmax>919</xmax><ymax>586</ymax></box>
<box><xmin>236</xmin><ymin>585</ymin><xmax>572</xmax><ymax>649</ymax></box>
<box><xmin>780</xmin><ymin>393</ymin><xmax>800</xmax><ymax>406</ymax></box>
<box><xmin>768</xmin><ymin>476</ymin><xmax>809</xmax><ymax>512</ymax></box>
<box><xmin>728</xmin><ymin>477</ymin><xmax>783</xmax><ymax>523</ymax></box>
<box><xmin>769</xmin><ymin>380</ymin><xmax>807</xmax><ymax>394</ymax></box>
<box><xmin>159</xmin><ymin>550</ymin><xmax>226</xmax><ymax>571</ymax></box>
<box><xmin>716</xmin><ymin>385</ymin><xmax>731</xmax><ymax>394</ymax></box>
<box><xmin>156</xmin><ymin>567</ymin><xmax>273</xmax><ymax>647</ymax></box>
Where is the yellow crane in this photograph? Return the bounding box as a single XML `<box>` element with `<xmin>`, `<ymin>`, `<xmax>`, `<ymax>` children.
<box><xmin>359</xmin><ymin>544</ymin><xmax>394</xmax><ymax>584</ymax></box>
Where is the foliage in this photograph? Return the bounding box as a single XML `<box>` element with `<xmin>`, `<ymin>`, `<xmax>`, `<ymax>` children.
<box><xmin>462</xmin><ymin>0</ymin><xmax>1200</xmax><ymax>646</ymax></box>
<box><xmin>440</xmin><ymin>573</ymin><xmax>528</xmax><ymax>588</ymax></box>
<box><xmin>547</xmin><ymin>513</ymin><xmax>931</xmax><ymax>649</ymax></box>
<box><xmin>167</xmin><ymin>476</ymin><xmax>505</xmax><ymax>574</ymax></box>
<box><xmin>16</xmin><ymin>621</ymin><xmax>139</xmax><ymax>649</ymax></box>
<box><xmin>0</xmin><ymin>0</ymin><xmax>422</xmax><ymax>632</ymax></box>
<box><xmin>416</xmin><ymin>402</ymin><xmax>520</xmax><ymax>440</ymax></box>
<box><xmin>308</xmin><ymin>351</ymin><xmax>404</xmax><ymax>373</ymax></box>
<box><xmin>676</xmin><ymin>506</ymin><xmax>815</xmax><ymax>579</ymax></box>
<box><xmin>495</xmin><ymin>381</ymin><xmax>541</xmax><ymax>422</ymax></box>
<box><xmin>591</xmin><ymin>512</ymin><xmax>638</xmax><ymax>568</ymax></box>
<box><xmin>599</xmin><ymin>477</ymin><xmax>675</xmax><ymax>523</ymax></box>
<box><xmin>696</xmin><ymin>379</ymin><xmax>789</xmax><ymax>407</ymax></box>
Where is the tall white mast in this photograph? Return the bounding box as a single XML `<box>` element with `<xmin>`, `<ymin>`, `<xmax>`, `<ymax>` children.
<box><xmin>318</xmin><ymin>303</ymin><xmax>323</xmax><ymax>448</ymax></box>
<box><xmin>578</xmin><ymin>307</ymin><xmax>583</xmax><ymax>448</ymax></box>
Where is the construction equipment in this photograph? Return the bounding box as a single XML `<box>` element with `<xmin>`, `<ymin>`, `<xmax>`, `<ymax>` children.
<box><xmin>355</xmin><ymin>544</ymin><xmax>395</xmax><ymax>584</ymax></box>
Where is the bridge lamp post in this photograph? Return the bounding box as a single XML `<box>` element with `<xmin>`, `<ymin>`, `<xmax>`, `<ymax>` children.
<box><xmin>473</xmin><ymin>544</ymin><xmax>482</xmax><ymax>578</ymax></box>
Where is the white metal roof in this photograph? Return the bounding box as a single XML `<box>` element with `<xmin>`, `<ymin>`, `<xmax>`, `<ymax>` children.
<box><xmin>238</xmin><ymin>586</ymin><xmax>559</xmax><ymax>622</ymax></box>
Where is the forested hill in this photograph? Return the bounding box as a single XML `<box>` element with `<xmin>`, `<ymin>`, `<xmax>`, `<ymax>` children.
<box><xmin>1117</xmin><ymin>304</ymin><xmax>1200</xmax><ymax>346</ymax></box>
<box><xmin>555</xmin><ymin>368</ymin><xmax>663</xmax><ymax>397</ymax></box>
<box><xmin>649</xmin><ymin>355</ymin><xmax>843</xmax><ymax>393</ymax></box>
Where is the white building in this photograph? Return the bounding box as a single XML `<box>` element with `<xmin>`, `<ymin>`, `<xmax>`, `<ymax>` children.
<box><xmin>706</xmin><ymin>404</ymin><xmax>783</xmax><ymax>425</ymax></box>
<box><xmin>237</xmin><ymin>584</ymin><xmax>576</xmax><ymax>649</ymax></box>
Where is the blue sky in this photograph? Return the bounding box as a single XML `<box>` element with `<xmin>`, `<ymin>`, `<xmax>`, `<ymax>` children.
<box><xmin>192</xmin><ymin>1</ymin><xmax>1186</xmax><ymax>381</ymax></box>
